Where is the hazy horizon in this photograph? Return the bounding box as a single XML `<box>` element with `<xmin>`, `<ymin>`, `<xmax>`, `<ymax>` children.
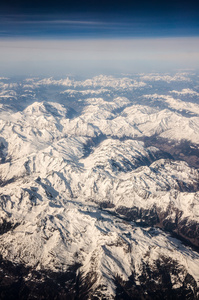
<box><xmin>0</xmin><ymin>36</ymin><xmax>199</xmax><ymax>77</ymax></box>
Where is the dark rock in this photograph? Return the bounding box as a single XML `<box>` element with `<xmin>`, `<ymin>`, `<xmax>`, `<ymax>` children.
<box><xmin>115</xmin><ymin>256</ymin><xmax>199</xmax><ymax>300</ymax></box>
<box><xmin>0</xmin><ymin>219</ymin><xmax>19</xmax><ymax>235</ymax></box>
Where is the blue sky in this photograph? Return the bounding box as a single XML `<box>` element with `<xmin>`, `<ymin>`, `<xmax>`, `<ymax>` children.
<box><xmin>1</xmin><ymin>0</ymin><xmax>199</xmax><ymax>39</ymax></box>
<box><xmin>0</xmin><ymin>0</ymin><xmax>199</xmax><ymax>76</ymax></box>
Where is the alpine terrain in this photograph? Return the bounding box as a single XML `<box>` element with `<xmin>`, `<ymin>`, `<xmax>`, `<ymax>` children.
<box><xmin>0</xmin><ymin>72</ymin><xmax>199</xmax><ymax>299</ymax></box>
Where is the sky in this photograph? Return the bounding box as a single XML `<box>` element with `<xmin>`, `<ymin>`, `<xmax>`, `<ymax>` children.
<box><xmin>0</xmin><ymin>0</ymin><xmax>199</xmax><ymax>76</ymax></box>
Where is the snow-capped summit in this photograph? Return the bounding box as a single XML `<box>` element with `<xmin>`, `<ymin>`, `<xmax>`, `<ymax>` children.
<box><xmin>23</xmin><ymin>101</ymin><xmax>68</xmax><ymax>117</ymax></box>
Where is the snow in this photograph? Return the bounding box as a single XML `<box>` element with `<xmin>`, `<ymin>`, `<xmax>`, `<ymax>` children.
<box><xmin>0</xmin><ymin>72</ymin><xmax>199</xmax><ymax>297</ymax></box>
<box><xmin>140</xmin><ymin>73</ymin><xmax>191</xmax><ymax>82</ymax></box>
<box><xmin>144</xmin><ymin>93</ymin><xmax>199</xmax><ymax>115</ymax></box>
<box><xmin>170</xmin><ymin>88</ymin><xmax>199</xmax><ymax>96</ymax></box>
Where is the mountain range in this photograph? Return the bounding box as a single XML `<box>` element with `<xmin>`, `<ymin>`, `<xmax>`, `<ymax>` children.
<box><xmin>0</xmin><ymin>72</ymin><xmax>199</xmax><ymax>299</ymax></box>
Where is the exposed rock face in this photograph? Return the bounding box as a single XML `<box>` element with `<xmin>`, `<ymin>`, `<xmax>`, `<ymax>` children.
<box><xmin>115</xmin><ymin>257</ymin><xmax>198</xmax><ymax>300</ymax></box>
<box><xmin>115</xmin><ymin>205</ymin><xmax>199</xmax><ymax>249</ymax></box>
<box><xmin>116</xmin><ymin>206</ymin><xmax>160</xmax><ymax>227</ymax></box>
<box><xmin>0</xmin><ymin>255</ymin><xmax>198</xmax><ymax>300</ymax></box>
<box><xmin>0</xmin><ymin>218</ymin><xmax>19</xmax><ymax>235</ymax></box>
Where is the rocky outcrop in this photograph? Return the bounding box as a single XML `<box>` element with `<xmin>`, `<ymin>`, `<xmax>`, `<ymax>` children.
<box><xmin>116</xmin><ymin>205</ymin><xmax>199</xmax><ymax>249</ymax></box>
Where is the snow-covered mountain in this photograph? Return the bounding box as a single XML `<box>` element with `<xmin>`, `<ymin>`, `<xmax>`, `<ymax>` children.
<box><xmin>0</xmin><ymin>72</ymin><xmax>199</xmax><ymax>299</ymax></box>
